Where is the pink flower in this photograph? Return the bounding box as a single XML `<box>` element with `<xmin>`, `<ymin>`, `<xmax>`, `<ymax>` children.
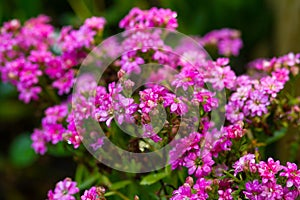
<box><xmin>193</xmin><ymin>90</ymin><xmax>218</xmax><ymax>112</ymax></box>
<box><xmin>31</xmin><ymin>129</ymin><xmax>47</xmax><ymax>155</ymax></box>
<box><xmin>260</xmin><ymin>76</ymin><xmax>284</xmax><ymax>98</ymax></box>
<box><xmin>47</xmin><ymin>178</ymin><xmax>79</xmax><ymax>200</ymax></box>
<box><xmin>245</xmin><ymin>90</ymin><xmax>270</xmax><ymax>117</ymax></box>
<box><xmin>184</xmin><ymin>150</ymin><xmax>214</xmax><ymax>178</ymax></box>
<box><xmin>280</xmin><ymin>162</ymin><xmax>300</xmax><ymax>188</ymax></box>
<box><xmin>81</xmin><ymin>186</ymin><xmax>106</xmax><ymax>200</ymax></box>
<box><xmin>163</xmin><ymin>93</ymin><xmax>188</xmax><ymax>115</ymax></box>
<box><xmin>171</xmin><ymin>183</ymin><xmax>198</xmax><ymax>200</ymax></box>
<box><xmin>193</xmin><ymin>178</ymin><xmax>211</xmax><ymax>199</ymax></box>
<box><xmin>260</xmin><ymin>182</ymin><xmax>283</xmax><ymax>199</ymax></box>
<box><xmin>218</xmin><ymin>188</ymin><xmax>233</xmax><ymax>200</ymax></box>
<box><xmin>119</xmin><ymin>7</ymin><xmax>178</xmax><ymax>30</ymax></box>
<box><xmin>233</xmin><ymin>154</ymin><xmax>256</xmax><ymax>176</ymax></box>
<box><xmin>258</xmin><ymin>158</ymin><xmax>283</xmax><ymax>184</ymax></box>
<box><xmin>17</xmin><ymin>85</ymin><xmax>41</xmax><ymax>103</ymax></box>
<box><xmin>200</xmin><ymin>28</ymin><xmax>243</xmax><ymax>56</ymax></box>
<box><xmin>83</xmin><ymin>17</ymin><xmax>106</xmax><ymax>31</ymax></box>
<box><xmin>52</xmin><ymin>69</ymin><xmax>75</xmax><ymax>95</ymax></box>
<box><xmin>169</xmin><ymin>132</ymin><xmax>202</xmax><ymax>170</ymax></box>
<box><xmin>142</xmin><ymin>123</ymin><xmax>162</xmax><ymax>142</ymax></box>
<box><xmin>243</xmin><ymin>180</ymin><xmax>263</xmax><ymax>200</ymax></box>
<box><xmin>120</xmin><ymin>51</ymin><xmax>144</xmax><ymax>74</ymax></box>
<box><xmin>81</xmin><ymin>187</ymin><xmax>98</xmax><ymax>200</ymax></box>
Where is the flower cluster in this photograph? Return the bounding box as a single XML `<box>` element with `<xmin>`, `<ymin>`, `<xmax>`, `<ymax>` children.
<box><xmin>234</xmin><ymin>155</ymin><xmax>300</xmax><ymax>199</ymax></box>
<box><xmin>200</xmin><ymin>28</ymin><xmax>243</xmax><ymax>56</ymax></box>
<box><xmin>0</xmin><ymin>15</ymin><xmax>105</xmax><ymax>103</ymax></box>
<box><xmin>226</xmin><ymin>52</ymin><xmax>300</xmax><ymax>124</ymax></box>
<box><xmin>1</xmin><ymin>6</ymin><xmax>300</xmax><ymax>200</ymax></box>
<box><xmin>47</xmin><ymin>178</ymin><xmax>106</xmax><ymax>200</ymax></box>
<box><xmin>31</xmin><ymin>103</ymin><xmax>68</xmax><ymax>154</ymax></box>
<box><xmin>119</xmin><ymin>7</ymin><xmax>178</xmax><ymax>30</ymax></box>
<box><xmin>171</xmin><ymin>154</ymin><xmax>300</xmax><ymax>199</ymax></box>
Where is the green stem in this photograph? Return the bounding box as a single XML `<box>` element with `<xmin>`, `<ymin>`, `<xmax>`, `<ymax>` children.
<box><xmin>223</xmin><ymin>170</ymin><xmax>242</xmax><ymax>183</ymax></box>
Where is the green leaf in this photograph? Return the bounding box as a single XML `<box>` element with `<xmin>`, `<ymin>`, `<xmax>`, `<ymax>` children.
<box><xmin>266</xmin><ymin>128</ymin><xmax>287</xmax><ymax>145</ymax></box>
<box><xmin>104</xmin><ymin>191</ymin><xmax>116</xmax><ymax>197</ymax></box>
<box><xmin>75</xmin><ymin>164</ymin><xmax>88</xmax><ymax>185</ymax></box>
<box><xmin>47</xmin><ymin>142</ymin><xmax>72</xmax><ymax>157</ymax></box>
<box><xmin>9</xmin><ymin>133</ymin><xmax>37</xmax><ymax>168</ymax></box>
<box><xmin>140</xmin><ymin>172</ymin><xmax>169</xmax><ymax>185</ymax></box>
<box><xmin>78</xmin><ymin>173</ymin><xmax>100</xmax><ymax>190</ymax></box>
<box><xmin>110</xmin><ymin>180</ymin><xmax>132</xmax><ymax>190</ymax></box>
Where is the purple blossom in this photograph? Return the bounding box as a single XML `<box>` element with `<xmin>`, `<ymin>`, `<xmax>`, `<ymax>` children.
<box><xmin>169</xmin><ymin>132</ymin><xmax>202</xmax><ymax>170</ymax></box>
<box><xmin>193</xmin><ymin>90</ymin><xmax>218</xmax><ymax>112</ymax></box>
<box><xmin>163</xmin><ymin>93</ymin><xmax>188</xmax><ymax>115</ymax></box>
<box><xmin>218</xmin><ymin>188</ymin><xmax>233</xmax><ymax>200</ymax></box>
<box><xmin>81</xmin><ymin>186</ymin><xmax>98</xmax><ymax>200</ymax></box>
<box><xmin>233</xmin><ymin>154</ymin><xmax>256</xmax><ymax>176</ymax></box>
<box><xmin>172</xmin><ymin>67</ymin><xmax>203</xmax><ymax>90</ymax></box>
<box><xmin>171</xmin><ymin>183</ymin><xmax>198</xmax><ymax>200</ymax></box>
<box><xmin>280</xmin><ymin>162</ymin><xmax>300</xmax><ymax>188</ymax></box>
<box><xmin>245</xmin><ymin>90</ymin><xmax>270</xmax><ymax>117</ymax></box>
<box><xmin>17</xmin><ymin>85</ymin><xmax>42</xmax><ymax>103</ymax></box>
<box><xmin>243</xmin><ymin>180</ymin><xmax>263</xmax><ymax>200</ymax></box>
<box><xmin>184</xmin><ymin>150</ymin><xmax>214</xmax><ymax>178</ymax></box>
<box><xmin>260</xmin><ymin>182</ymin><xmax>283</xmax><ymax>199</ymax></box>
<box><xmin>258</xmin><ymin>158</ymin><xmax>283</xmax><ymax>184</ymax></box>
<box><xmin>142</xmin><ymin>123</ymin><xmax>162</xmax><ymax>142</ymax></box>
<box><xmin>260</xmin><ymin>76</ymin><xmax>284</xmax><ymax>98</ymax></box>
<box><xmin>120</xmin><ymin>51</ymin><xmax>144</xmax><ymax>74</ymax></box>
<box><xmin>47</xmin><ymin>178</ymin><xmax>79</xmax><ymax>200</ymax></box>
<box><xmin>193</xmin><ymin>178</ymin><xmax>212</xmax><ymax>199</ymax></box>
<box><xmin>200</xmin><ymin>28</ymin><xmax>243</xmax><ymax>56</ymax></box>
<box><xmin>119</xmin><ymin>7</ymin><xmax>178</xmax><ymax>30</ymax></box>
<box><xmin>225</xmin><ymin>101</ymin><xmax>245</xmax><ymax>123</ymax></box>
<box><xmin>94</xmin><ymin>83</ymin><xmax>137</xmax><ymax>127</ymax></box>
<box><xmin>52</xmin><ymin>69</ymin><xmax>75</xmax><ymax>95</ymax></box>
<box><xmin>31</xmin><ymin>129</ymin><xmax>47</xmax><ymax>155</ymax></box>
<box><xmin>83</xmin><ymin>17</ymin><xmax>106</xmax><ymax>31</ymax></box>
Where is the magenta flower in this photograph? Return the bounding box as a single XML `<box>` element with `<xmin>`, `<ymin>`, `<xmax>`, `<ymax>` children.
<box><xmin>280</xmin><ymin>162</ymin><xmax>300</xmax><ymax>188</ymax></box>
<box><xmin>163</xmin><ymin>93</ymin><xmax>188</xmax><ymax>115</ymax></box>
<box><xmin>119</xmin><ymin>7</ymin><xmax>178</xmax><ymax>30</ymax></box>
<box><xmin>81</xmin><ymin>186</ymin><xmax>105</xmax><ymax>200</ymax></box>
<box><xmin>193</xmin><ymin>178</ymin><xmax>211</xmax><ymax>199</ymax></box>
<box><xmin>233</xmin><ymin>153</ymin><xmax>256</xmax><ymax>176</ymax></box>
<box><xmin>193</xmin><ymin>90</ymin><xmax>218</xmax><ymax>112</ymax></box>
<box><xmin>184</xmin><ymin>150</ymin><xmax>214</xmax><ymax>178</ymax></box>
<box><xmin>201</xmin><ymin>28</ymin><xmax>243</xmax><ymax>56</ymax></box>
<box><xmin>218</xmin><ymin>188</ymin><xmax>233</xmax><ymax>200</ymax></box>
<box><xmin>271</xmin><ymin>68</ymin><xmax>290</xmax><ymax>83</ymax></box>
<box><xmin>120</xmin><ymin>51</ymin><xmax>144</xmax><ymax>74</ymax></box>
<box><xmin>52</xmin><ymin>69</ymin><xmax>75</xmax><ymax>95</ymax></box>
<box><xmin>260</xmin><ymin>76</ymin><xmax>284</xmax><ymax>98</ymax></box>
<box><xmin>260</xmin><ymin>182</ymin><xmax>283</xmax><ymax>199</ymax></box>
<box><xmin>243</xmin><ymin>180</ymin><xmax>263</xmax><ymax>200</ymax></box>
<box><xmin>172</xmin><ymin>67</ymin><xmax>203</xmax><ymax>90</ymax></box>
<box><xmin>258</xmin><ymin>158</ymin><xmax>283</xmax><ymax>184</ymax></box>
<box><xmin>83</xmin><ymin>16</ymin><xmax>106</xmax><ymax>31</ymax></box>
<box><xmin>47</xmin><ymin>178</ymin><xmax>79</xmax><ymax>200</ymax></box>
<box><xmin>142</xmin><ymin>123</ymin><xmax>162</xmax><ymax>142</ymax></box>
<box><xmin>245</xmin><ymin>90</ymin><xmax>270</xmax><ymax>117</ymax></box>
<box><xmin>31</xmin><ymin>129</ymin><xmax>47</xmax><ymax>155</ymax></box>
<box><xmin>171</xmin><ymin>183</ymin><xmax>198</xmax><ymax>200</ymax></box>
<box><xmin>17</xmin><ymin>85</ymin><xmax>42</xmax><ymax>103</ymax></box>
<box><xmin>225</xmin><ymin>101</ymin><xmax>245</xmax><ymax>123</ymax></box>
<box><xmin>81</xmin><ymin>186</ymin><xmax>98</xmax><ymax>200</ymax></box>
<box><xmin>169</xmin><ymin>132</ymin><xmax>202</xmax><ymax>170</ymax></box>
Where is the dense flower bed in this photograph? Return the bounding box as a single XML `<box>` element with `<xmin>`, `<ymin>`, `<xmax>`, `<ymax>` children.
<box><xmin>1</xmin><ymin>7</ymin><xmax>300</xmax><ymax>200</ymax></box>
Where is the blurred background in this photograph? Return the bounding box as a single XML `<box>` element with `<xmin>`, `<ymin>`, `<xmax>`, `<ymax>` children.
<box><xmin>0</xmin><ymin>0</ymin><xmax>299</xmax><ymax>199</ymax></box>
